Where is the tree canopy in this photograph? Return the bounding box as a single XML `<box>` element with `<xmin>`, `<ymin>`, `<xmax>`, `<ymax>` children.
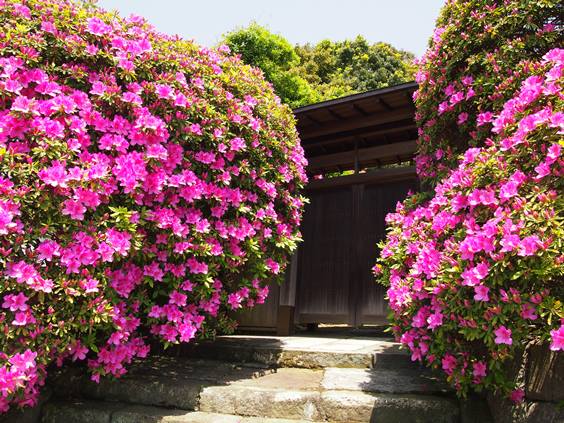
<box><xmin>221</xmin><ymin>25</ymin><xmax>415</xmax><ymax>107</ymax></box>
<box><xmin>221</xmin><ymin>23</ymin><xmax>318</xmax><ymax>108</ymax></box>
<box><xmin>295</xmin><ymin>36</ymin><xmax>416</xmax><ymax>100</ymax></box>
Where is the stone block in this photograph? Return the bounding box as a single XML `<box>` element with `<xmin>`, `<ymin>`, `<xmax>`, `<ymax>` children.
<box><xmin>320</xmin><ymin>391</ymin><xmax>460</xmax><ymax>423</ymax></box>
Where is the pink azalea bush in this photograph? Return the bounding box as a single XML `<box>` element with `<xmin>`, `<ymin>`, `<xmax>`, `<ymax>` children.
<box><xmin>0</xmin><ymin>0</ymin><xmax>306</xmax><ymax>413</ymax></box>
<box><xmin>413</xmin><ymin>0</ymin><xmax>561</xmax><ymax>187</ymax></box>
<box><xmin>376</xmin><ymin>0</ymin><xmax>563</xmax><ymax>399</ymax></box>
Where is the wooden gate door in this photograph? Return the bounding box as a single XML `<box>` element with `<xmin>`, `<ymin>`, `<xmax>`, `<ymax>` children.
<box><xmin>296</xmin><ymin>174</ymin><xmax>417</xmax><ymax>326</ymax></box>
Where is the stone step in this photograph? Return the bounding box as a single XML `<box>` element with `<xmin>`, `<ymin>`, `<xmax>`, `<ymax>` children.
<box><xmin>198</xmin><ymin>367</ymin><xmax>458</xmax><ymax>422</ymax></box>
<box><xmin>42</xmin><ymin>400</ymin><xmax>311</xmax><ymax>423</ymax></box>
<box><xmin>179</xmin><ymin>335</ymin><xmax>410</xmax><ymax>369</ymax></box>
<box><xmin>46</xmin><ymin>356</ymin><xmax>459</xmax><ymax>422</ymax></box>
<box><xmin>48</xmin><ymin>357</ymin><xmax>274</xmax><ymax>411</ymax></box>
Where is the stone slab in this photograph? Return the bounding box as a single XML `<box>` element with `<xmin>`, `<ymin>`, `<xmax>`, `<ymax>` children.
<box><xmin>42</xmin><ymin>400</ymin><xmax>119</xmax><ymax>423</ymax></box>
<box><xmin>112</xmin><ymin>406</ymin><xmax>312</xmax><ymax>423</ymax></box>
<box><xmin>41</xmin><ymin>401</ymin><xmax>315</xmax><ymax>423</ymax></box>
<box><xmin>199</xmin><ymin>385</ymin><xmax>323</xmax><ymax>421</ymax></box>
<box><xmin>459</xmin><ymin>395</ymin><xmax>494</xmax><ymax>423</ymax></box>
<box><xmin>49</xmin><ymin>357</ymin><xmax>274</xmax><ymax>410</ymax></box>
<box><xmin>184</xmin><ymin>335</ymin><xmax>408</xmax><ymax>369</ymax></box>
<box><xmin>233</xmin><ymin>367</ymin><xmax>323</xmax><ymax>390</ymax></box>
<box><xmin>215</xmin><ymin>335</ymin><xmax>405</xmax><ymax>355</ymax></box>
<box><xmin>320</xmin><ymin>391</ymin><xmax>460</xmax><ymax>423</ymax></box>
<box><xmin>199</xmin><ymin>367</ymin><xmax>459</xmax><ymax>422</ymax></box>
<box><xmin>321</xmin><ymin>367</ymin><xmax>450</xmax><ymax>394</ymax></box>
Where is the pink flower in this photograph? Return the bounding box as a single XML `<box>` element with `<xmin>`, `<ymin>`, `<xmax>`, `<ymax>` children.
<box><xmin>169</xmin><ymin>291</ymin><xmax>187</xmax><ymax>307</ymax></box>
<box><xmin>461</xmin><ymin>262</ymin><xmax>489</xmax><ymax>286</ymax></box>
<box><xmin>155</xmin><ymin>84</ymin><xmax>174</xmax><ymax>99</ymax></box>
<box><xmin>549</xmin><ymin>326</ymin><xmax>564</xmax><ymax>351</ymax></box>
<box><xmin>546</xmin><ymin>143</ymin><xmax>561</xmax><ymax>164</ymax></box>
<box><xmin>534</xmin><ymin>162</ymin><xmax>551</xmax><ymax>179</ymax></box>
<box><xmin>178</xmin><ymin>323</ymin><xmax>196</xmax><ymax>342</ymax></box>
<box><xmin>37</xmin><ymin>240</ymin><xmax>61</xmax><ymax>261</ymax></box>
<box><xmin>180</xmin><ymin>280</ymin><xmax>194</xmax><ymax>291</ymax></box>
<box><xmin>472</xmin><ymin>361</ymin><xmax>487</xmax><ymax>378</ymax></box>
<box><xmin>106</xmin><ymin>229</ymin><xmax>131</xmax><ymax>256</ymax></box>
<box><xmin>457</xmin><ymin>112</ymin><xmax>469</xmax><ymax>125</ymax></box>
<box><xmin>80</xmin><ymin>278</ymin><xmax>99</xmax><ymax>294</ymax></box>
<box><xmin>230</xmin><ymin>137</ymin><xmax>246</xmax><ymax>152</ymax></box>
<box><xmin>427</xmin><ymin>311</ymin><xmax>444</xmax><ymax>330</ymax></box>
<box><xmin>500</xmin><ymin>234</ymin><xmax>520</xmax><ymax>253</ymax></box>
<box><xmin>520</xmin><ymin>303</ymin><xmax>538</xmax><ymax>320</ymax></box>
<box><xmin>38</xmin><ymin>161</ymin><xmax>69</xmax><ymax>188</ymax></box>
<box><xmin>265</xmin><ymin>258</ymin><xmax>280</xmax><ymax>274</ymax></box>
<box><xmin>187</xmin><ymin>258</ymin><xmax>208</xmax><ymax>274</ymax></box>
<box><xmin>7</xmin><ymin>261</ymin><xmax>39</xmax><ymax>284</ymax></box>
<box><xmin>509</xmin><ymin>389</ymin><xmax>525</xmax><ymax>403</ymax></box>
<box><xmin>113</xmin><ymin>152</ymin><xmax>147</xmax><ymax>193</ymax></box>
<box><xmin>2</xmin><ymin>293</ymin><xmax>29</xmax><ymax>311</ymax></box>
<box><xmin>494</xmin><ymin>326</ymin><xmax>512</xmax><ymax>345</ymax></box>
<box><xmin>441</xmin><ymin>354</ymin><xmax>457</xmax><ymax>375</ymax></box>
<box><xmin>86</xmin><ymin>17</ymin><xmax>111</xmax><ymax>36</ymax></box>
<box><xmin>12</xmin><ymin>311</ymin><xmax>36</xmax><ymax>326</ymax></box>
<box><xmin>227</xmin><ymin>293</ymin><xmax>242</xmax><ymax>310</ymax></box>
<box><xmin>10</xmin><ymin>349</ymin><xmax>37</xmax><ymax>370</ymax></box>
<box><xmin>473</xmin><ymin>285</ymin><xmax>489</xmax><ymax>302</ymax></box>
<box><xmin>0</xmin><ymin>205</ymin><xmax>17</xmax><ymax>236</ymax></box>
<box><xmin>517</xmin><ymin>235</ymin><xmax>541</xmax><ymax>256</ymax></box>
<box><xmin>62</xmin><ymin>199</ymin><xmax>86</xmax><ymax>220</ymax></box>
<box><xmin>71</xmin><ymin>343</ymin><xmax>89</xmax><ymax>361</ymax></box>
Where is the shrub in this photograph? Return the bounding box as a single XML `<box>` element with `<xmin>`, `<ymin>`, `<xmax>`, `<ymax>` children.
<box><xmin>0</xmin><ymin>0</ymin><xmax>306</xmax><ymax>412</ymax></box>
<box><xmin>375</xmin><ymin>48</ymin><xmax>563</xmax><ymax>398</ymax></box>
<box><xmin>414</xmin><ymin>0</ymin><xmax>561</xmax><ymax>187</ymax></box>
<box><xmin>376</xmin><ymin>0</ymin><xmax>563</xmax><ymax>400</ymax></box>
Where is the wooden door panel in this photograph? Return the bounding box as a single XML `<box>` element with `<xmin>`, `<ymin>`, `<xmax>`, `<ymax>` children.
<box><xmin>297</xmin><ymin>186</ymin><xmax>353</xmax><ymax>322</ymax></box>
<box><xmin>356</xmin><ymin>179</ymin><xmax>417</xmax><ymax>324</ymax></box>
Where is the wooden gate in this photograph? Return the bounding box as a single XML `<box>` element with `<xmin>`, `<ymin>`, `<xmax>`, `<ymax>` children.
<box><xmin>235</xmin><ymin>82</ymin><xmax>419</xmax><ymax>333</ymax></box>
<box><xmin>296</xmin><ymin>172</ymin><xmax>417</xmax><ymax>326</ymax></box>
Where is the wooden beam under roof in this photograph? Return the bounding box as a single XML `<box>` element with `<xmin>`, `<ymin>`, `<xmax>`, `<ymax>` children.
<box><xmin>352</xmin><ymin>103</ymin><xmax>369</xmax><ymax>116</ymax></box>
<box><xmin>303</xmin><ymin>113</ymin><xmax>322</xmax><ymax>125</ymax></box>
<box><xmin>376</xmin><ymin>97</ymin><xmax>393</xmax><ymax>111</ymax></box>
<box><xmin>299</xmin><ymin>119</ymin><xmax>416</xmax><ymax>149</ymax></box>
<box><xmin>307</xmin><ymin>140</ymin><xmax>416</xmax><ymax>172</ymax></box>
<box><xmin>306</xmin><ymin>166</ymin><xmax>417</xmax><ymax>190</ymax></box>
<box><xmin>300</xmin><ymin>107</ymin><xmax>414</xmax><ymax>140</ymax></box>
<box><xmin>327</xmin><ymin>108</ymin><xmax>345</xmax><ymax>120</ymax></box>
<box><xmin>293</xmin><ymin>81</ymin><xmax>417</xmax><ymax>114</ymax></box>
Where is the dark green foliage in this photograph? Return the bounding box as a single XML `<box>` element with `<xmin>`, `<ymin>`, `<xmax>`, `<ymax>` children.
<box><xmin>222</xmin><ymin>23</ymin><xmax>318</xmax><ymax>107</ymax></box>
<box><xmin>222</xmin><ymin>25</ymin><xmax>415</xmax><ymax>107</ymax></box>
<box><xmin>295</xmin><ymin>36</ymin><xmax>416</xmax><ymax>100</ymax></box>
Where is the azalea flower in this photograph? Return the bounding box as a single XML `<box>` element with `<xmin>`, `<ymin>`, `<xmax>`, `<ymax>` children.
<box><xmin>494</xmin><ymin>326</ymin><xmax>512</xmax><ymax>345</ymax></box>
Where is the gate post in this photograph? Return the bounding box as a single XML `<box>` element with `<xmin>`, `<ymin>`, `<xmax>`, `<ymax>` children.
<box><xmin>277</xmin><ymin>251</ymin><xmax>298</xmax><ymax>335</ymax></box>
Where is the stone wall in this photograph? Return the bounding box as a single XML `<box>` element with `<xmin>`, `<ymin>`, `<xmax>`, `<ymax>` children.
<box><xmin>487</xmin><ymin>341</ymin><xmax>563</xmax><ymax>423</ymax></box>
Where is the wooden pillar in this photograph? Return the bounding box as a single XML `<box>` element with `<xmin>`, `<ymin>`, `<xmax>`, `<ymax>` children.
<box><xmin>277</xmin><ymin>251</ymin><xmax>298</xmax><ymax>336</ymax></box>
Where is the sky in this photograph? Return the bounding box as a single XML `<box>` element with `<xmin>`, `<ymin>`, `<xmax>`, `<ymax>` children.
<box><xmin>97</xmin><ymin>0</ymin><xmax>445</xmax><ymax>57</ymax></box>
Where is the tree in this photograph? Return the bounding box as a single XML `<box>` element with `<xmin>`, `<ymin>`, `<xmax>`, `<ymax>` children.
<box><xmin>295</xmin><ymin>36</ymin><xmax>416</xmax><ymax>100</ymax></box>
<box><xmin>222</xmin><ymin>26</ymin><xmax>416</xmax><ymax>107</ymax></box>
<box><xmin>221</xmin><ymin>23</ymin><xmax>319</xmax><ymax>107</ymax></box>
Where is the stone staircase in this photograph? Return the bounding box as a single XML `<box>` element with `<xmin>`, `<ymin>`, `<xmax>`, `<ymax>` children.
<box><xmin>36</xmin><ymin>335</ymin><xmax>491</xmax><ymax>423</ymax></box>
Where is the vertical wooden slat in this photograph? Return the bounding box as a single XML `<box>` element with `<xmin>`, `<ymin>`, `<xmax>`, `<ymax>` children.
<box><xmin>296</xmin><ymin>186</ymin><xmax>354</xmax><ymax>323</ymax></box>
<box><xmin>279</xmin><ymin>252</ymin><xmax>298</xmax><ymax>307</ymax></box>
<box><xmin>356</xmin><ymin>178</ymin><xmax>417</xmax><ymax>324</ymax></box>
<box><xmin>238</xmin><ymin>173</ymin><xmax>417</xmax><ymax>330</ymax></box>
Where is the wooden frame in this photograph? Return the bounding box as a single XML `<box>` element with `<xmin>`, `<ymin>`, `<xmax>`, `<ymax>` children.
<box><xmin>236</xmin><ymin>82</ymin><xmax>419</xmax><ymax>334</ymax></box>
